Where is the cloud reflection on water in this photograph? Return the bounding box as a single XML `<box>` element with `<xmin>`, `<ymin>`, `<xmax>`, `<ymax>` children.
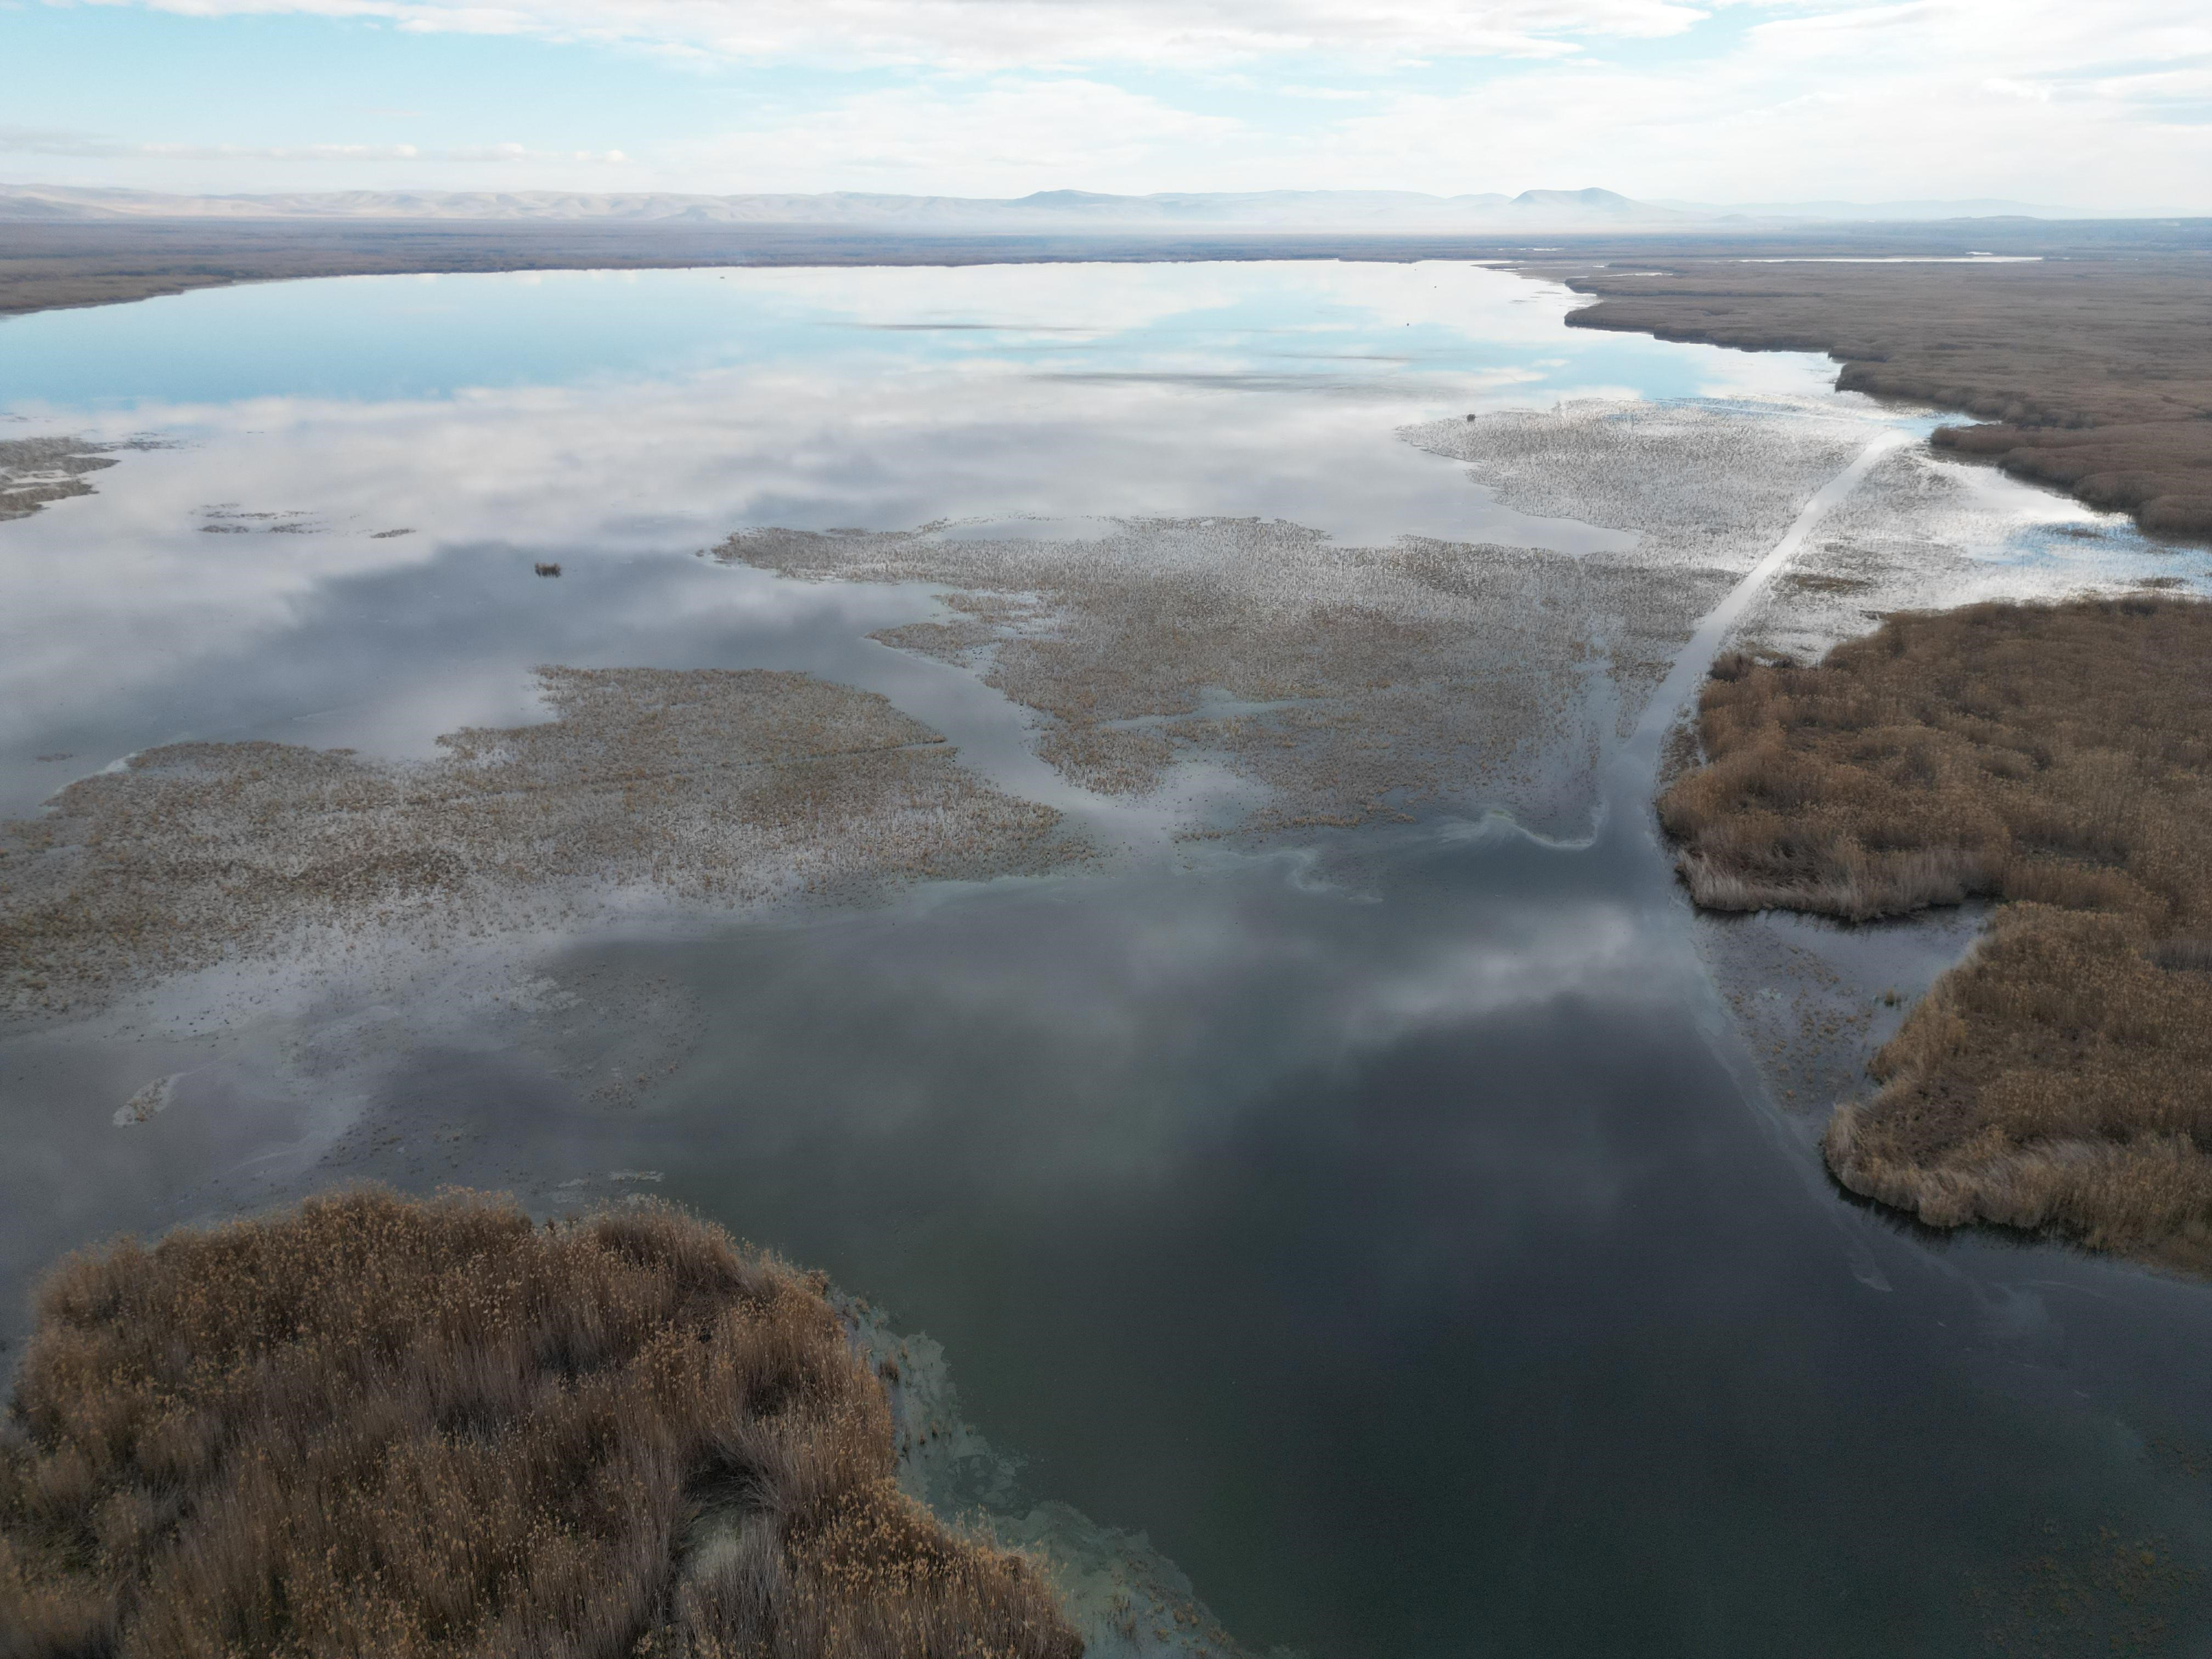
<box><xmin>0</xmin><ymin>260</ymin><xmax>1833</xmax><ymax>812</ymax></box>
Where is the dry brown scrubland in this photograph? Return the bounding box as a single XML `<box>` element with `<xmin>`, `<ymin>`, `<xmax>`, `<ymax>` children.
<box><xmin>1560</xmin><ymin>257</ymin><xmax>2212</xmax><ymax>537</ymax></box>
<box><xmin>0</xmin><ymin>667</ymin><xmax>1069</xmax><ymax>1023</ymax></box>
<box><xmin>0</xmin><ymin>1188</ymin><xmax>1080</xmax><ymax>1659</ymax></box>
<box><xmin>1659</xmin><ymin>595</ymin><xmax>2212</xmax><ymax>1270</ymax></box>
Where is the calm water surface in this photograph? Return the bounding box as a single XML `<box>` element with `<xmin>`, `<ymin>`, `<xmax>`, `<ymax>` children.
<box><xmin>4</xmin><ymin>262</ymin><xmax>2210</xmax><ymax>1655</ymax></box>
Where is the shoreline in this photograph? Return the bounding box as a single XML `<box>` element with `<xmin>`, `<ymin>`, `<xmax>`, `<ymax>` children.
<box><xmin>4</xmin><ymin>215</ymin><xmax>2208</xmax><ymax>321</ymax></box>
<box><xmin>1662</xmin><ymin>597</ymin><xmax>2212</xmax><ymax>1274</ymax></box>
<box><xmin>1556</xmin><ymin>255</ymin><xmax>2212</xmax><ymax>539</ymax></box>
<box><xmin>1557</xmin><ymin>247</ymin><xmax>2212</xmax><ymax>1270</ymax></box>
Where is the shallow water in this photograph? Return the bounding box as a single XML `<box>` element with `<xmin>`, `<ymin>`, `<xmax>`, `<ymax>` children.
<box><xmin>5</xmin><ymin>261</ymin><xmax>2211</xmax><ymax>1656</ymax></box>
<box><xmin>0</xmin><ymin>261</ymin><xmax>1792</xmax><ymax>816</ymax></box>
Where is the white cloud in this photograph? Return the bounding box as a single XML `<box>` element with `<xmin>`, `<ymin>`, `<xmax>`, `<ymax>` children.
<box><xmin>1251</xmin><ymin>1</ymin><xmax>2212</xmax><ymax>207</ymax></box>
<box><xmin>14</xmin><ymin>0</ymin><xmax>2211</xmax><ymax>205</ymax></box>
<box><xmin>0</xmin><ymin>126</ymin><xmax>629</xmax><ymax>166</ymax></box>
<box><xmin>645</xmin><ymin>0</ymin><xmax>2209</xmax><ymax>207</ymax></box>
<box><xmin>669</xmin><ymin>80</ymin><xmax>1240</xmax><ymax>193</ymax></box>
<box><xmin>66</xmin><ymin>0</ymin><xmax>1712</xmax><ymax>67</ymax></box>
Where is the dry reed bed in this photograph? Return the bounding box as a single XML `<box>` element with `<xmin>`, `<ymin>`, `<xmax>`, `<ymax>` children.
<box><xmin>0</xmin><ymin>1188</ymin><xmax>1081</xmax><ymax>1658</ymax></box>
<box><xmin>723</xmin><ymin>402</ymin><xmax>1869</xmax><ymax>828</ymax></box>
<box><xmin>0</xmin><ymin>667</ymin><xmax>1070</xmax><ymax>1022</ymax></box>
<box><xmin>1660</xmin><ymin>595</ymin><xmax>2212</xmax><ymax>1269</ymax></box>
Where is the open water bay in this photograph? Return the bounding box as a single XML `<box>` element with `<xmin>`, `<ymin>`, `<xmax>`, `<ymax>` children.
<box><xmin>4</xmin><ymin>260</ymin><xmax>2210</xmax><ymax>1655</ymax></box>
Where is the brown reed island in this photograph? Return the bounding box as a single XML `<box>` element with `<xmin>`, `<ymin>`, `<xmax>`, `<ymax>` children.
<box><xmin>1660</xmin><ymin>594</ymin><xmax>2212</xmax><ymax>1271</ymax></box>
<box><xmin>0</xmin><ymin>1188</ymin><xmax>1082</xmax><ymax>1657</ymax></box>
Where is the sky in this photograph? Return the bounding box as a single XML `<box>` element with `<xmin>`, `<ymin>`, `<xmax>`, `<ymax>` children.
<box><xmin>1</xmin><ymin>0</ymin><xmax>2208</xmax><ymax>209</ymax></box>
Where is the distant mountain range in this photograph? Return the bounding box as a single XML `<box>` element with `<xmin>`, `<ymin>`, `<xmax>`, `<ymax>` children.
<box><xmin>0</xmin><ymin>183</ymin><xmax>2102</xmax><ymax>229</ymax></box>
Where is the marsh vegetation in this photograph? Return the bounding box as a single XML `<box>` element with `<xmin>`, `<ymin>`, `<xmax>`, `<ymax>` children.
<box><xmin>724</xmin><ymin>400</ymin><xmax>1872</xmax><ymax>831</ymax></box>
<box><xmin>0</xmin><ymin>668</ymin><xmax>1070</xmax><ymax>1021</ymax></box>
<box><xmin>729</xmin><ymin>518</ymin><xmax>1691</xmax><ymax>828</ymax></box>
<box><xmin>1562</xmin><ymin>257</ymin><xmax>2212</xmax><ymax>537</ymax></box>
<box><xmin>1661</xmin><ymin>595</ymin><xmax>2212</xmax><ymax>1267</ymax></box>
<box><xmin>0</xmin><ymin>1188</ymin><xmax>1080</xmax><ymax>1658</ymax></box>
<box><xmin>0</xmin><ymin>437</ymin><xmax>116</xmax><ymax>523</ymax></box>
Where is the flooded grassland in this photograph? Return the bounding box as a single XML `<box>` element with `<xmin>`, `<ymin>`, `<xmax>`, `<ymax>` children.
<box><xmin>720</xmin><ymin>400</ymin><xmax>1875</xmax><ymax>838</ymax></box>
<box><xmin>3</xmin><ymin>668</ymin><xmax>1070</xmax><ymax>1025</ymax></box>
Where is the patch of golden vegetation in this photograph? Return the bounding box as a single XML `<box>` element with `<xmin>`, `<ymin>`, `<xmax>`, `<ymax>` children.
<box><xmin>0</xmin><ymin>1188</ymin><xmax>1079</xmax><ymax>1658</ymax></box>
<box><xmin>0</xmin><ymin>668</ymin><xmax>1069</xmax><ymax>1021</ymax></box>
<box><xmin>1660</xmin><ymin>595</ymin><xmax>2212</xmax><ymax>1268</ymax></box>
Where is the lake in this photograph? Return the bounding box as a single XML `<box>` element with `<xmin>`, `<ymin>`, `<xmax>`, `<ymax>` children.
<box><xmin>3</xmin><ymin>258</ymin><xmax>2209</xmax><ymax>1655</ymax></box>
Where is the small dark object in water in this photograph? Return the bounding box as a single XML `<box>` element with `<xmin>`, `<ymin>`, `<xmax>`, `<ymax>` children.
<box><xmin>34</xmin><ymin>752</ymin><xmax>73</xmax><ymax>762</ymax></box>
<box><xmin>534</xmin><ymin>562</ymin><xmax>562</xmax><ymax>578</ymax></box>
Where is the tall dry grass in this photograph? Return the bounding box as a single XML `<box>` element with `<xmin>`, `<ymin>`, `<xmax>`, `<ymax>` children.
<box><xmin>1660</xmin><ymin>596</ymin><xmax>2212</xmax><ymax>1270</ymax></box>
<box><xmin>0</xmin><ymin>1188</ymin><xmax>1080</xmax><ymax>1659</ymax></box>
